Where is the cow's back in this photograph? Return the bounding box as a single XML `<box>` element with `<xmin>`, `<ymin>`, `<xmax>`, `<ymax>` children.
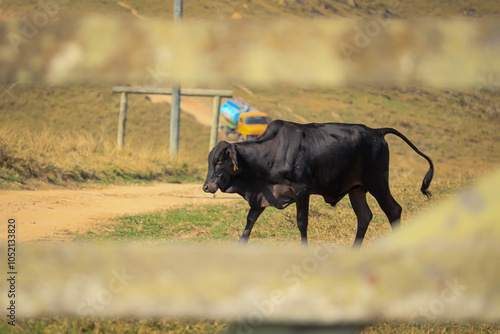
<box><xmin>256</xmin><ymin>121</ymin><xmax>388</xmax><ymax>194</ymax></box>
<box><xmin>259</xmin><ymin>120</ymin><xmax>384</xmax><ymax>164</ymax></box>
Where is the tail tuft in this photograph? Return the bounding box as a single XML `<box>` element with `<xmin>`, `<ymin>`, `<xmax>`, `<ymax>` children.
<box><xmin>421</xmin><ymin>188</ymin><xmax>432</xmax><ymax>199</ymax></box>
<box><xmin>420</xmin><ymin>166</ymin><xmax>434</xmax><ymax>199</ymax></box>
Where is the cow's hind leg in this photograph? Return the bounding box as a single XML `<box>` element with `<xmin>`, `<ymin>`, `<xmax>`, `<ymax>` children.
<box><xmin>295</xmin><ymin>189</ymin><xmax>311</xmax><ymax>247</ymax></box>
<box><xmin>238</xmin><ymin>207</ymin><xmax>265</xmax><ymax>246</ymax></box>
<box><xmin>368</xmin><ymin>180</ymin><xmax>402</xmax><ymax>232</ymax></box>
<box><xmin>348</xmin><ymin>188</ymin><xmax>373</xmax><ymax>247</ymax></box>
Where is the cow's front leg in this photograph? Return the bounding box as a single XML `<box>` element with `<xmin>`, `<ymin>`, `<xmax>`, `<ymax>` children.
<box><xmin>295</xmin><ymin>188</ymin><xmax>311</xmax><ymax>247</ymax></box>
<box><xmin>238</xmin><ymin>207</ymin><xmax>265</xmax><ymax>246</ymax></box>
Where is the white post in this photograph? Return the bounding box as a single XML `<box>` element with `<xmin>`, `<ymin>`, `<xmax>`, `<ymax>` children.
<box><xmin>170</xmin><ymin>0</ymin><xmax>183</xmax><ymax>159</ymax></box>
<box><xmin>209</xmin><ymin>95</ymin><xmax>222</xmax><ymax>151</ymax></box>
<box><xmin>117</xmin><ymin>92</ymin><xmax>128</xmax><ymax>150</ymax></box>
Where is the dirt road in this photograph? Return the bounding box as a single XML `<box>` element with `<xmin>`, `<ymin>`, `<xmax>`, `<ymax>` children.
<box><xmin>0</xmin><ymin>96</ymin><xmax>234</xmax><ymax>244</ymax></box>
<box><xmin>0</xmin><ymin>183</ymin><xmax>241</xmax><ymax>243</ymax></box>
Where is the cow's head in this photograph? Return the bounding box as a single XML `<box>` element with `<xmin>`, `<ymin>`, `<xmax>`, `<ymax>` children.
<box><xmin>203</xmin><ymin>141</ymin><xmax>241</xmax><ymax>193</ymax></box>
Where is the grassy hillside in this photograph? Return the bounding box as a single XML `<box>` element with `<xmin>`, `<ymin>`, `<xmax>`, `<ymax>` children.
<box><xmin>2</xmin><ymin>0</ymin><xmax>500</xmax><ymax>20</ymax></box>
<box><xmin>1</xmin><ymin>83</ymin><xmax>499</xmax><ymax>188</ymax></box>
<box><xmin>0</xmin><ymin>83</ymin><xmax>497</xmax><ymax>188</ymax></box>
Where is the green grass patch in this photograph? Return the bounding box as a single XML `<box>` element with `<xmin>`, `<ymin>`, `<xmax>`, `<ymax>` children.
<box><xmin>2</xmin><ymin>316</ymin><xmax>498</xmax><ymax>333</ymax></box>
<box><xmin>73</xmin><ymin>177</ymin><xmax>461</xmax><ymax>247</ymax></box>
<box><xmin>0</xmin><ymin>317</ymin><xmax>228</xmax><ymax>334</ymax></box>
<box><xmin>363</xmin><ymin>322</ymin><xmax>500</xmax><ymax>334</ymax></box>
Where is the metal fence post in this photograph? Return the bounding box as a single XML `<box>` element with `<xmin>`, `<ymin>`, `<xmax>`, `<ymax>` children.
<box><xmin>170</xmin><ymin>84</ymin><xmax>181</xmax><ymax>159</ymax></box>
<box><xmin>174</xmin><ymin>0</ymin><xmax>183</xmax><ymax>18</ymax></box>
<box><xmin>209</xmin><ymin>95</ymin><xmax>222</xmax><ymax>151</ymax></box>
<box><xmin>170</xmin><ymin>0</ymin><xmax>183</xmax><ymax>159</ymax></box>
<box><xmin>117</xmin><ymin>92</ymin><xmax>128</xmax><ymax>150</ymax></box>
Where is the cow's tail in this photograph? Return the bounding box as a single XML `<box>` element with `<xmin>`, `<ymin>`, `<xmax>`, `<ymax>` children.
<box><xmin>379</xmin><ymin>128</ymin><xmax>434</xmax><ymax>199</ymax></box>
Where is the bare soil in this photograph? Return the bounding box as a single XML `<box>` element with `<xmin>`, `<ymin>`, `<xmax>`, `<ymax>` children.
<box><xmin>0</xmin><ymin>183</ymin><xmax>240</xmax><ymax>244</ymax></box>
<box><xmin>147</xmin><ymin>94</ymin><xmax>215</xmax><ymax>127</ymax></box>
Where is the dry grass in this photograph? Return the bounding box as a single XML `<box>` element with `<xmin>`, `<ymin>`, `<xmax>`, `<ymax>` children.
<box><xmin>0</xmin><ymin>84</ymin><xmax>210</xmax><ymax>188</ymax></box>
<box><xmin>0</xmin><ymin>126</ymin><xmax>201</xmax><ymax>186</ymax></box>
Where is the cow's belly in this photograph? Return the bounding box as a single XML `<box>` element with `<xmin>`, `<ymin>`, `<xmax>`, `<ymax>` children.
<box><xmin>320</xmin><ymin>193</ymin><xmax>349</xmax><ymax>207</ymax></box>
<box><xmin>245</xmin><ymin>184</ymin><xmax>295</xmax><ymax>209</ymax></box>
<box><xmin>268</xmin><ymin>184</ymin><xmax>295</xmax><ymax>209</ymax></box>
<box><xmin>312</xmin><ymin>181</ymin><xmax>362</xmax><ymax>207</ymax></box>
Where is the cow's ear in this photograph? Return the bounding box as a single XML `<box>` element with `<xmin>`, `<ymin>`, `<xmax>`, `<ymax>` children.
<box><xmin>227</xmin><ymin>145</ymin><xmax>242</xmax><ymax>175</ymax></box>
<box><xmin>214</xmin><ymin>141</ymin><xmax>230</xmax><ymax>164</ymax></box>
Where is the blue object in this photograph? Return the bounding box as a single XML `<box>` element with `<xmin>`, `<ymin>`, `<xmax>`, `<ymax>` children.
<box><xmin>220</xmin><ymin>99</ymin><xmax>256</xmax><ymax>128</ymax></box>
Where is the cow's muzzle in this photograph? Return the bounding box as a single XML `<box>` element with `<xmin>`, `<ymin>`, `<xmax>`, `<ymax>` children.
<box><xmin>203</xmin><ymin>182</ymin><xmax>218</xmax><ymax>194</ymax></box>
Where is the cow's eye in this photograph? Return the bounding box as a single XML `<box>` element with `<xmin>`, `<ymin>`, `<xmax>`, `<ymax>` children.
<box><xmin>214</xmin><ymin>160</ymin><xmax>223</xmax><ymax>171</ymax></box>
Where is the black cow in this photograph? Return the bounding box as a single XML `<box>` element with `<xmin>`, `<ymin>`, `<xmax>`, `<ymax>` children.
<box><xmin>203</xmin><ymin>120</ymin><xmax>434</xmax><ymax>247</ymax></box>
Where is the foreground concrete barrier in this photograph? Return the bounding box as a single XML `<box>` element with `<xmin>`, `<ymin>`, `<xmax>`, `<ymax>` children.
<box><xmin>1</xmin><ymin>18</ymin><xmax>499</xmax><ymax>87</ymax></box>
